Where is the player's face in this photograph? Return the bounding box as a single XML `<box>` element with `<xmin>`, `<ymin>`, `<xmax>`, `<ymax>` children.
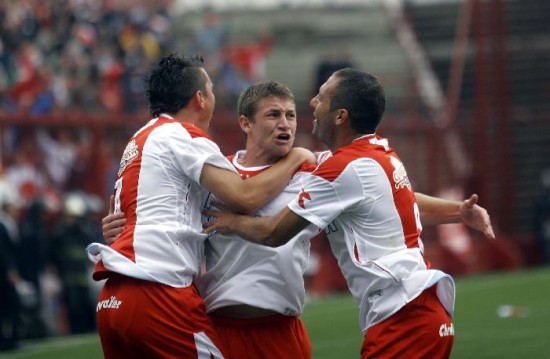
<box><xmin>245</xmin><ymin>96</ymin><xmax>297</xmax><ymax>163</ymax></box>
<box><xmin>201</xmin><ymin>69</ymin><xmax>216</xmax><ymax>128</ymax></box>
<box><xmin>310</xmin><ymin>75</ymin><xmax>339</xmax><ymax>146</ymax></box>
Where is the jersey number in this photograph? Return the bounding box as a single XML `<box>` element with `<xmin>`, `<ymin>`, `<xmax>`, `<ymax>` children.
<box><xmin>413</xmin><ymin>202</ymin><xmax>423</xmax><ymax>231</ymax></box>
<box><xmin>114</xmin><ymin>177</ymin><xmax>123</xmax><ymax>214</ymax></box>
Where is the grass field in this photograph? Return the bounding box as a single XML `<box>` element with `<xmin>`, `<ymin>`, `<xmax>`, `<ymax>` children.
<box><xmin>2</xmin><ymin>266</ymin><xmax>549</xmax><ymax>359</ymax></box>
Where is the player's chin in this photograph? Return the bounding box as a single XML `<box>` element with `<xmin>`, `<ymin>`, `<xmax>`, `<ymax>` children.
<box><xmin>274</xmin><ymin>143</ymin><xmax>292</xmax><ymax>156</ymax></box>
<box><xmin>312</xmin><ymin>119</ymin><xmax>319</xmax><ymax>133</ymax></box>
<box><xmin>271</xmin><ymin>137</ymin><xmax>289</xmax><ymax>147</ymax></box>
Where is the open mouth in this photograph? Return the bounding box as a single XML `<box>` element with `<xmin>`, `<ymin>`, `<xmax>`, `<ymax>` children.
<box><xmin>276</xmin><ymin>133</ymin><xmax>291</xmax><ymax>141</ymax></box>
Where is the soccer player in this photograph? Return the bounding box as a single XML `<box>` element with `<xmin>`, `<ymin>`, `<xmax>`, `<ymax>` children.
<box><xmin>204</xmin><ymin>68</ymin><xmax>490</xmax><ymax>358</ymax></box>
<box><xmin>85</xmin><ymin>54</ymin><xmax>314</xmax><ymax>358</ymax></box>
<box><xmin>198</xmin><ymin>81</ymin><xmax>318</xmax><ymax>358</ymax></box>
<box><xmin>103</xmin><ymin>78</ymin><xmax>494</xmax><ymax>358</ymax></box>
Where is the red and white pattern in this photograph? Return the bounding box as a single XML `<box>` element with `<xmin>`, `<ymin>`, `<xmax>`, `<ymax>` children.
<box><xmin>87</xmin><ymin>114</ymin><xmax>235</xmax><ymax>288</ymax></box>
<box><xmin>197</xmin><ymin>150</ymin><xmax>321</xmax><ymax>316</ymax></box>
<box><xmin>288</xmin><ymin>134</ymin><xmax>455</xmax><ymax>335</ymax></box>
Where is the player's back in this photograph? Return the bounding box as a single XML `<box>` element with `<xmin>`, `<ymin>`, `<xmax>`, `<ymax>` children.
<box><xmin>90</xmin><ymin>115</ymin><xmax>230</xmax><ymax>288</ymax></box>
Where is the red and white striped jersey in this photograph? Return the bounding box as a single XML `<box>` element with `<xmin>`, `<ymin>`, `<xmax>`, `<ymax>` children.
<box><xmin>288</xmin><ymin>134</ymin><xmax>455</xmax><ymax>335</ymax></box>
<box><xmin>197</xmin><ymin>150</ymin><xmax>321</xmax><ymax>315</ymax></box>
<box><xmin>87</xmin><ymin>114</ymin><xmax>236</xmax><ymax>288</ymax></box>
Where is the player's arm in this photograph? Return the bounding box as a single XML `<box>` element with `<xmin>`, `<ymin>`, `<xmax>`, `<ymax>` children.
<box><xmin>416</xmin><ymin>192</ymin><xmax>495</xmax><ymax>239</ymax></box>
<box><xmin>203</xmin><ymin>206</ymin><xmax>310</xmax><ymax>247</ymax></box>
<box><xmin>201</xmin><ymin>147</ymin><xmax>315</xmax><ymax>214</ymax></box>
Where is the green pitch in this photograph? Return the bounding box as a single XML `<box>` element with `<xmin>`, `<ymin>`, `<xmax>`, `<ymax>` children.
<box><xmin>2</xmin><ymin>267</ymin><xmax>549</xmax><ymax>358</ymax></box>
<box><xmin>302</xmin><ymin>266</ymin><xmax>550</xmax><ymax>358</ymax></box>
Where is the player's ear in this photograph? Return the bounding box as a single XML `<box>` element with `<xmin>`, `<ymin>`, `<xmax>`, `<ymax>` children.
<box><xmin>195</xmin><ymin>90</ymin><xmax>205</xmax><ymax>109</ymax></box>
<box><xmin>239</xmin><ymin>115</ymin><xmax>252</xmax><ymax>135</ymax></box>
<box><xmin>335</xmin><ymin>109</ymin><xmax>348</xmax><ymax>125</ymax></box>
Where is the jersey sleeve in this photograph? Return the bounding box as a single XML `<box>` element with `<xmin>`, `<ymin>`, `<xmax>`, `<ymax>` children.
<box><xmin>168</xmin><ymin>126</ymin><xmax>236</xmax><ymax>184</ymax></box>
<box><xmin>288</xmin><ymin>157</ymin><xmax>364</xmax><ymax>229</ymax></box>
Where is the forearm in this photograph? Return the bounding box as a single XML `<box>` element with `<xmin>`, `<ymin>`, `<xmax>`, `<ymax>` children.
<box><xmin>228</xmin><ymin>215</ymin><xmax>281</xmax><ymax>246</ymax></box>
<box><xmin>205</xmin><ymin>207</ymin><xmax>308</xmax><ymax>247</ymax></box>
<box><xmin>240</xmin><ymin>153</ymin><xmax>305</xmax><ymax>210</ymax></box>
<box><xmin>202</xmin><ymin>149</ymin><xmax>313</xmax><ymax>214</ymax></box>
<box><xmin>416</xmin><ymin>193</ymin><xmax>462</xmax><ymax>226</ymax></box>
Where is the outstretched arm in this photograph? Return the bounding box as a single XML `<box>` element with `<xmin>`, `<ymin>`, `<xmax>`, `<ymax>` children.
<box><xmin>416</xmin><ymin>193</ymin><xmax>495</xmax><ymax>239</ymax></box>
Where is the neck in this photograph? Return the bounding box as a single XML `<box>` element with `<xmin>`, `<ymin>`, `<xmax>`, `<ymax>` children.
<box><xmin>168</xmin><ymin>108</ymin><xmax>205</xmax><ymax>131</ymax></box>
<box><xmin>239</xmin><ymin>145</ymin><xmax>281</xmax><ymax>167</ymax></box>
<box><xmin>330</xmin><ymin>131</ymin><xmax>370</xmax><ymax>152</ymax></box>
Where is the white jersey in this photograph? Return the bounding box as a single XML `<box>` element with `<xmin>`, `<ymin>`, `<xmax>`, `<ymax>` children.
<box><xmin>197</xmin><ymin>150</ymin><xmax>321</xmax><ymax>316</ymax></box>
<box><xmin>87</xmin><ymin>114</ymin><xmax>236</xmax><ymax>288</ymax></box>
<box><xmin>288</xmin><ymin>135</ymin><xmax>455</xmax><ymax>335</ymax></box>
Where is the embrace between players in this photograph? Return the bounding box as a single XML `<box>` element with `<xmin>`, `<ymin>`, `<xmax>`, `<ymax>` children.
<box><xmin>87</xmin><ymin>54</ymin><xmax>495</xmax><ymax>359</ymax></box>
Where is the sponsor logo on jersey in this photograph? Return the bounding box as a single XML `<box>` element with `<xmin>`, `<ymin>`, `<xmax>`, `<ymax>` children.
<box><xmin>390</xmin><ymin>156</ymin><xmax>411</xmax><ymax>191</ymax></box>
<box><xmin>298</xmin><ymin>189</ymin><xmax>311</xmax><ymax>209</ymax></box>
<box><xmin>325</xmin><ymin>221</ymin><xmax>339</xmax><ymax>235</ymax></box>
<box><xmin>118</xmin><ymin>139</ymin><xmax>139</xmax><ymax>176</ymax></box>
<box><xmin>439</xmin><ymin>322</ymin><xmax>454</xmax><ymax>337</ymax></box>
<box><xmin>97</xmin><ymin>296</ymin><xmax>123</xmax><ymax>312</ymax></box>
<box><xmin>367</xmin><ymin>289</ymin><xmax>383</xmax><ymax>300</ymax></box>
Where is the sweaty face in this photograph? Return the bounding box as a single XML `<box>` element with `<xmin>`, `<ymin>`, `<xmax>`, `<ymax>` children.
<box><xmin>245</xmin><ymin>96</ymin><xmax>297</xmax><ymax>164</ymax></box>
<box><xmin>310</xmin><ymin>74</ymin><xmax>339</xmax><ymax>147</ymax></box>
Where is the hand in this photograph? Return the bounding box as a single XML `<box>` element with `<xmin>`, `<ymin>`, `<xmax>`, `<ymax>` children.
<box><xmin>202</xmin><ymin>208</ymin><xmax>239</xmax><ymax>235</ymax></box>
<box><xmin>460</xmin><ymin>194</ymin><xmax>495</xmax><ymax>240</ymax></box>
<box><xmin>102</xmin><ymin>195</ymin><xmax>126</xmax><ymax>245</ymax></box>
<box><xmin>289</xmin><ymin>147</ymin><xmax>317</xmax><ymax>165</ymax></box>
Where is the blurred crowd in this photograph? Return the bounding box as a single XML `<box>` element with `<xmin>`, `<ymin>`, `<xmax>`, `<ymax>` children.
<box><xmin>0</xmin><ymin>0</ymin><xmax>175</xmax><ymax>116</ymax></box>
<box><xmin>0</xmin><ymin>0</ymin><xmax>172</xmax><ymax>349</ymax></box>
<box><xmin>0</xmin><ymin>0</ymin><xmax>274</xmax><ymax>117</ymax></box>
<box><xmin>0</xmin><ymin>1</ymin><xmax>278</xmax><ymax>350</ymax></box>
<box><xmin>0</xmin><ymin>181</ymin><xmax>105</xmax><ymax>350</ymax></box>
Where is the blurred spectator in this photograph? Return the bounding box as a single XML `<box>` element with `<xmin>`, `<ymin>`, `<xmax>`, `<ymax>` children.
<box><xmin>4</xmin><ymin>133</ymin><xmax>48</xmax><ymax>203</ymax></box>
<box><xmin>223</xmin><ymin>29</ymin><xmax>274</xmax><ymax>83</ymax></box>
<box><xmin>534</xmin><ymin>168</ymin><xmax>550</xmax><ymax>264</ymax></box>
<box><xmin>16</xmin><ymin>197</ymin><xmax>51</xmax><ymax>339</ymax></box>
<box><xmin>49</xmin><ymin>193</ymin><xmax>101</xmax><ymax>334</ymax></box>
<box><xmin>0</xmin><ymin>178</ymin><xmax>26</xmax><ymax>351</ymax></box>
<box><xmin>35</xmin><ymin>128</ymin><xmax>78</xmax><ymax>191</ymax></box>
<box><xmin>218</xmin><ymin>29</ymin><xmax>274</xmax><ymax>106</ymax></box>
<box><xmin>188</xmin><ymin>10</ymin><xmax>228</xmax><ymax>82</ymax></box>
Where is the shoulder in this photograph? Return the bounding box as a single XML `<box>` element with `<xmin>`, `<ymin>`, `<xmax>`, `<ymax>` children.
<box><xmin>179</xmin><ymin>123</ymin><xmax>212</xmax><ymax>140</ymax></box>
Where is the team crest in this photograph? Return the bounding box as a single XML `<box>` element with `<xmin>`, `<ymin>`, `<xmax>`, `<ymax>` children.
<box><xmin>390</xmin><ymin>156</ymin><xmax>411</xmax><ymax>191</ymax></box>
<box><xmin>118</xmin><ymin>139</ymin><xmax>139</xmax><ymax>177</ymax></box>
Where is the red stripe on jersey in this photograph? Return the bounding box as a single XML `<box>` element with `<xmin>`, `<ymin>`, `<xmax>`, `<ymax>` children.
<box><xmin>300</xmin><ymin>163</ymin><xmax>317</xmax><ymax>173</ymax></box>
<box><xmin>354</xmin><ymin>243</ymin><xmax>360</xmax><ymax>262</ymax></box>
<box><xmin>360</xmin><ymin>137</ymin><xmax>421</xmax><ymax>250</ymax></box>
<box><xmin>107</xmin><ymin>118</ymin><xmax>201</xmax><ymax>263</ymax></box>
<box><xmin>226</xmin><ymin>154</ymin><xmax>267</xmax><ymax>179</ymax></box>
<box><xmin>313</xmin><ymin>135</ymin><xmax>422</xmax><ymax>250</ymax></box>
<box><xmin>178</xmin><ymin>121</ymin><xmax>212</xmax><ymax>140</ymax></box>
<box><xmin>106</xmin><ymin>123</ymin><xmax>160</xmax><ymax>264</ymax></box>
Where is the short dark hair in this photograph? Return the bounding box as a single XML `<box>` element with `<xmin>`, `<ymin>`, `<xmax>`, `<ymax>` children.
<box><xmin>330</xmin><ymin>68</ymin><xmax>386</xmax><ymax>133</ymax></box>
<box><xmin>237</xmin><ymin>81</ymin><xmax>294</xmax><ymax>122</ymax></box>
<box><xmin>146</xmin><ymin>53</ymin><xmax>208</xmax><ymax>117</ymax></box>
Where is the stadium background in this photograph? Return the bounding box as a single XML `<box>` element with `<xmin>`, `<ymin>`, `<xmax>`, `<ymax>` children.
<box><xmin>0</xmin><ymin>0</ymin><xmax>549</xmax><ymax>352</ymax></box>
